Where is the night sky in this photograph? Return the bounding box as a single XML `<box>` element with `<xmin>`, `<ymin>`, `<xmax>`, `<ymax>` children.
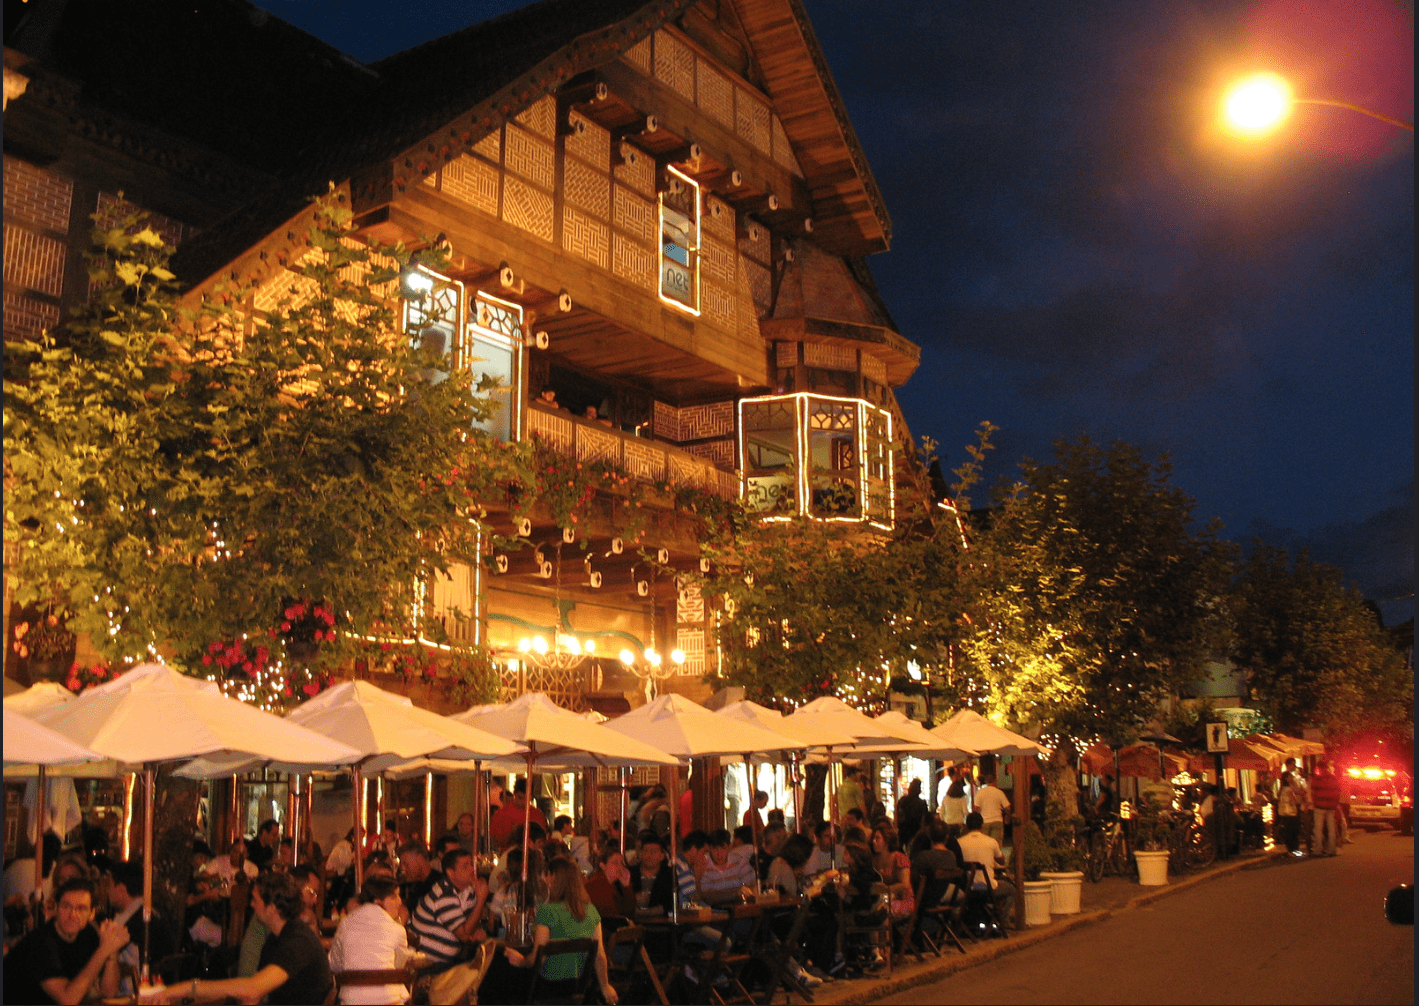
<box><xmin>254</xmin><ymin>0</ymin><xmax>1414</xmax><ymax>622</ymax></box>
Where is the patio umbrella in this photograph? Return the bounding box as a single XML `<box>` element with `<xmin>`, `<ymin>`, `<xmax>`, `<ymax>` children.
<box><xmin>6</xmin><ymin>683</ymin><xmax>129</xmax><ymax>779</ymax></box>
<box><xmin>3</xmin><ymin>675</ymin><xmax>25</xmax><ymax>697</ymax></box>
<box><xmin>1116</xmin><ymin>743</ymin><xmax>1187</xmax><ymax>780</ymax></box>
<box><xmin>605</xmin><ymin>694</ymin><xmax>802</xmax><ymax>909</ymax></box>
<box><xmin>1268</xmin><ymin>733</ymin><xmax>1327</xmax><ymax>758</ymax></box>
<box><xmin>5</xmin><ymin>681</ymin><xmax>77</xmax><ymax>713</ymax></box>
<box><xmin>31</xmin><ymin>663</ymin><xmax>361</xmax><ymax>981</ymax></box>
<box><xmin>455</xmin><ymin>693</ymin><xmax>679</xmax><ymax>918</ymax></box>
<box><xmin>1080</xmin><ymin>743</ymin><xmax>1114</xmax><ymax>777</ymax></box>
<box><xmin>929</xmin><ymin>709</ymin><xmax>1051</xmax><ymax>758</ymax></box>
<box><xmin>181</xmin><ymin>680</ymin><xmax>519</xmax><ymax>885</ymax></box>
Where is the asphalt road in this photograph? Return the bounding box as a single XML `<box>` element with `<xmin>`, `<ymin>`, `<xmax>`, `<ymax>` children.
<box><xmin>883</xmin><ymin>829</ymin><xmax>1415</xmax><ymax>1005</ymax></box>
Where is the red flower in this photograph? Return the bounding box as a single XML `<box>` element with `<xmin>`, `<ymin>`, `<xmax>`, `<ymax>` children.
<box><xmin>284</xmin><ymin>607</ymin><xmax>296</xmax><ymax>619</ymax></box>
<box><xmin>66</xmin><ymin>675</ymin><xmax>80</xmax><ymax>691</ymax></box>
<box><xmin>242</xmin><ymin>661</ymin><xmax>253</xmax><ymax>672</ymax></box>
<box><xmin>202</xmin><ymin>654</ymin><xmax>212</xmax><ymax>665</ymax></box>
<box><xmin>380</xmin><ymin>642</ymin><xmax>392</xmax><ymax>652</ymax></box>
<box><xmin>269</xmin><ymin>628</ymin><xmax>278</xmax><ymax>638</ymax></box>
<box><xmin>281</xmin><ymin>622</ymin><xmax>291</xmax><ymax>632</ymax></box>
<box><xmin>209</xmin><ymin>641</ymin><xmax>223</xmax><ymax>653</ymax></box>
<box><xmin>302</xmin><ymin>682</ymin><xmax>321</xmax><ymax>697</ymax></box>
<box><xmin>283</xmin><ymin>686</ymin><xmax>293</xmax><ymax>698</ymax></box>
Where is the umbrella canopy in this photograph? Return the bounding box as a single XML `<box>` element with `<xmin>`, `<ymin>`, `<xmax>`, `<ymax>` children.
<box><xmin>787</xmin><ymin>696</ymin><xmax>897</xmax><ymax>744</ymax></box>
<box><xmin>3</xmin><ymin>676</ymin><xmax>25</xmax><ymax>697</ymax></box>
<box><xmin>869</xmin><ymin>711</ymin><xmax>978</xmax><ymax>760</ymax></box>
<box><xmin>5</xmin><ymin>681</ymin><xmax>77</xmax><ymax>713</ymax></box>
<box><xmin>1115</xmin><ymin>743</ymin><xmax>1187</xmax><ymax>780</ymax></box>
<box><xmin>1080</xmin><ymin>743</ymin><xmax>1115</xmax><ymax>776</ymax></box>
<box><xmin>453</xmin><ymin>692</ymin><xmax>677</xmax><ymax>769</ymax></box>
<box><xmin>3</xmin><ymin>708</ymin><xmax>103</xmax><ymax>767</ymax></box>
<box><xmin>929</xmin><ymin>709</ymin><xmax>1052</xmax><ymax>758</ymax></box>
<box><xmin>604</xmin><ymin>693</ymin><xmax>802</xmax><ymax>759</ymax></box>
<box><xmin>31</xmin><ymin>664</ymin><xmax>361</xmax><ymax>768</ymax></box>
<box><xmin>1268</xmin><ymin>733</ymin><xmax>1326</xmax><ymax>758</ymax></box>
<box><xmin>715</xmin><ymin>700</ymin><xmax>857</xmax><ymax>750</ymax></box>
<box><xmin>179</xmin><ymin>679</ymin><xmax>519</xmax><ymax>776</ymax></box>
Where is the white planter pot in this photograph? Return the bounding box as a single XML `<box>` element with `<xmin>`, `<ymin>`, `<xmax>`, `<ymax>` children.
<box><xmin>1134</xmin><ymin>849</ymin><xmax>1171</xmax><ymax>886</ymax></box>
<box><xmin>1040</xmin><ymin>871</ymin><xmax>1084</xmax><ymax>914</ymax></box>
<box><xmin>1022</xmin><ymin>880</ymin><xmax>1054</xmax><ymax>926</ymax></box>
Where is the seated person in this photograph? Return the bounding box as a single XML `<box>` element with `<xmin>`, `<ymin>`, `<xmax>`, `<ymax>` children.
<box><xmin>757</xmin><ymin>823</ymin><xmax>789</xmax><ymax>883</ymax></box>
<box><xmin>205</xmin><ymin>837</ymin><xmax>260</xmax><ymax>885</ymax></box>
<box><xmin>729</xmin><ymin>826</ymin><xmax>757</xmax><ymax>867</ymax></box>
<box><xmin>504</xmin><ymin>858</ymin><xmax>618</xmax><ymax>1005</ymax></box>
<box><xmin>584</xmin><ymin>849</ymin><xmax>637</xmax><ymax>921</ymax></box>
<box><xmin>3</xmin><ymin>877</ymin><xmax>128</xmax><ymax>1005</ymax></box>
<box><xmin>804</xmin><ymin>822</ymin><xmax>846</xmax><ymax>876</ymax></box>
<box><xmin>328</xmin><ymin>875</ymin><xmax>417</xmax><ymax>1006</ymax></box>
<box><xmin>410</xmin><ymin>849</ymin><xmax>490</xmax><ymax>1005</ymax></box>
<box><xmin>698</xmin><ymin>830</ymin><xmax>756</xmax><ymax>905</ymax></box>
<box><xmin>553</xmin><ymin>816</ymin><xmax>593</xmax><ymax>874</ymax></box>
<box><xmin>397</xmin><ymin>842</ymin><xmax>438</xmax><ymax>917</ymax></box>
<box><xmin>106</xmin><ymin>859</ymin><xmax>174</xmax><ymax>991</ymax></box>
<box><xmin>629</xmin><ymin>833</ymin><xmax>675</xmax><ymax>917</ymax></box>
<box><xmin>170</xmin><ymin>871</ymin><xmax>333</xmax><ymax>1005</ymax></box>
<box><xmin>956</xmin><ymin>812</ymin><xmax>1016</xmax><ymax>928</ymax></box>
<box><xmin>768</xmin><ymin>834</ymin><xmax>814</xmax><ymax>899</ymax></box>
<box><xmin>290</xmin><ymin>865</ymin><xmax>322</xmax><ymax>928</ymax></box>
<box><xmin>910</xmin><ymin>819</ymin><xmax>961</xmax><ymax>911</ymax></box>
<box><xmin>490</xmin><ymin>780</ymin><xmax>549</xmax><ymax>850</ymax></box>
<box><xmin>489</xmin><ymin>847</ymin><xmax>547</xmax><ymax>936</ymax></box>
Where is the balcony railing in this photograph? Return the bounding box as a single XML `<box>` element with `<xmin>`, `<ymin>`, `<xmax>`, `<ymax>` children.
<box><xmin>527</xmin><ymin>402</ymin><xmax>738</xmax><ymax>499</ymax></box>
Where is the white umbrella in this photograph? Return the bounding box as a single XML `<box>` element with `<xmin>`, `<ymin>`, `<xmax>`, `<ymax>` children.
<box><xmin>4</xmin><ymin>707</ymin><xmax>103</xmax><ymax>766</ymax></box>
<box><xmin>6</xmin><ymin>683</ymin><xmax>127</xmax><ymax>778</ymax></box>
<box><xmin>604</xmin><ymin>694</ymin><xmax>802</xmax><ymax>905</ymax></box>
<box><xmin>32</xmin><ymin>663</ymin><xmax>362</xmax><ymax>981</ymax></box>
<box><xmin>5</xmin><ymin>681</ymin><xmax>77</xmax><ymax>713</ymax></box>
<box><xmin>3</xmin><ymin>675</ymin><xmax>25</xmax><ymax>697</ymax></box>
<box><xmin>872</xmin><ymin>711</ymin><xmax>979</xmax><ymax>760</ymax></box>
<box><xmin>929</xmin><ymin>709</ymin><xmax>1051</xmax><ymax>758</ymax></box>
<box><xmin>456</xmin><ymin>692</ymin><xmax>679</xmax><ymax>910</ymax></box>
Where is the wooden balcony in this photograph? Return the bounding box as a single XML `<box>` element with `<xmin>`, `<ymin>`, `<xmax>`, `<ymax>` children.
<box><xmin>526</xmin><ymin>402</ymin><xmax>738</xmax><ymax>500</ymax></box>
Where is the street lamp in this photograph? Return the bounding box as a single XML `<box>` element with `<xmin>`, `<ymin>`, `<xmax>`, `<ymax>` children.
<box><xmin>1222</xmin><ymin>72</ymin><xmax>1414</xmax><ymax>135</ymax></box>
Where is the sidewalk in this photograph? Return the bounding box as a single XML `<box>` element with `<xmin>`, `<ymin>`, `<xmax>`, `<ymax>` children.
<box><xmin>808</xmin><ymin>848</ymin><xmax>1286</xmax><ymax>1006</ymax></box>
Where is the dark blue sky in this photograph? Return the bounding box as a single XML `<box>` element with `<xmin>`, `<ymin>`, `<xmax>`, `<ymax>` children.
<box><xmin>255</xmin><ymin>0</ymin><xmax>1414</xmax><ymax>620</ymax></box>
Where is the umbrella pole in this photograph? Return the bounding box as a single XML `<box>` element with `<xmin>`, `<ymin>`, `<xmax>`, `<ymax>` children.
<box><xmin>142</xmin><ymin>764</ymin><xmax>155</xmax><ymax>985</ymax></box>
<box><xmin>521</xmin><ymin>753</ymin><xmax>535</xmax><ymax>913</ymax></box>
<box><xmin>828</xmin><ymin>749</ymin><xmax>838</xmax><ymax>871</ymax></box>
<box><xmin>789</xmin><ymin>752</ymin><xmax>803</xmax><ymax>836</ymax></box>
<box><xmin>291</xmin><ymin>774</ymin><xmax>304</xmax><ymax>866</ymax></box>
<box><xmin>667</xmin><ymin>764</ymin><xmax>680</xmax><ymax>923</ymax></box>
<box><xmin>229</xmin><ymin>774</ymin><xmax>239</xmax><ymax>848</ymax></box>
<box><xmin>744</xmin><ymin>754</ymin><xmax>761</xmax><ymax>895</ymax></box>
<box><xmin>618</xmin><ymin>767</ymin><xmax>629</xmax><ymax>858</ymax></box>
<box><xmin>352</xmin><ymin>762</ymin><xmax>365</xmax><ymax>891</ymax></box>
<box><xmin>32</xmin><ymin>764</ymin><xmax>46</xmax><ymax>929</ymax></box>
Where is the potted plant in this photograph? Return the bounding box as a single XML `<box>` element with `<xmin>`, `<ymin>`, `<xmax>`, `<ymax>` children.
<box><xmin>1019</xmin><ymin>821</ymin><xmax>1054</xmax><ymax>926</ymax></box>
<box><xmin>1040</xmin><ymin>833</ymin><xmax>1085</xmax><ymax>915</ymax></box>
<box><xmin>1130</xmin><ymin>811</ymin><xmax>1170</xmax><ymax>886</ymax></box>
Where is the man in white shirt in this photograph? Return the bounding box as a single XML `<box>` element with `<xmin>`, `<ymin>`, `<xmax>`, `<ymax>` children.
<box><xmin>203</xmin><ymin>838</ymin><xmax>259</xmax><ymax>884</ymax></box>
<box><xmin>328</xmin><ymin>875</ymin><xmax>416</xmax><ymax>1005</ymax></box>
<box><xmin>803</xmin><ymin>822</ymin><xmax>846</xmax><ymax>876</ymax></box>
<box><xmin>973</xmin><ymin>775</ymin><xmax>1012</xmax><ymax>845</ymax></box>
<box><xmin>956</xmin><ymin>812</ymin><xmax>1016</xmax><ymax>927</ymax></box>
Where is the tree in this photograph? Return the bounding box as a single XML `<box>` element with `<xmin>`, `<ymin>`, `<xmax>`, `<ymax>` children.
<box><xmin>1231</xmin><ymin>543</ymin><xmax>1411</xmax><ymax>742</ymax></box>
<box><xmin>3</xmin><ymin>193</ymin><xmax>519</xmax><ymax>694</ymax></box>
<box><xmin>963</xmin><ymin>437</ymin><xmax>1234</xmax><ymax>743</ymax></box>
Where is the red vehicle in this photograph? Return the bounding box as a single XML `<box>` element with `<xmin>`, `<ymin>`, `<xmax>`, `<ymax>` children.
<box><xmin>1340</xmin><ymin>760</ymin><xmax>1414</xmax><ymax>834</ymax></box>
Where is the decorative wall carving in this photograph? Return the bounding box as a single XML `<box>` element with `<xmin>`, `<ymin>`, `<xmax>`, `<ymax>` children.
<box><xmin>565</xmin><ymin>111</ymin><xmax>611</xmax><ymax>171</ymax></box>
<box><xmin>502</xmin><ymin>174</ymin><xmax>554</xmax><ymax>242</ymax></box>
<box><xmin>3</xmin><ymin>158</ymin><xmax>73</xmax><ymax>232</ymax></box>
<box><xmin>702</xmin><ymin>196</ymin><xmax>735</xmax><ymax>243</ymax></box>
<box><xmin>623</xmin><ymin>439</ymin><xmax>666</xmax><ymax>482</ymax></box>
<box><xmin>742</xmin><ymin>257</ymin><xmax>771</xmax><ymax>309</ymax></box>
<box><xmin>701</xmin><ymin>280</ymin><xmax>736</xmax><ymax>331</ymax></box>
<box><xmin>575</xmin><ymin>420</ymin><xmax>621</xmax><ymax>466</ymax></box>
<box><xmin>612</xmin><ymin>184</ymin><xmax>655</xmax><ymax>244</ymax></box>
<box><xmin>563</xmin><ymin>156</ymin><xmax>610</xmax><ymax>218</ymax></box>
<box><xmin>515</xmin><ymin>95</ymin><xmax>557</xmax><ymax>139</ymax></box>
<box><xmin>623</xmin><ymin>35</ymin><xmax>652</xmax><ymax>74</ymax></box>
<box><xmin>776</xmin><ymin>341</ymin><xmax>799</xmax><ymax>369</ymax></box>
<box><xmin>613</xmin><ymin>146</ymin><xmax>656</xmax><ymax>198</ymax></box>
<box><xmin>683</xmin><ymin>439</ymin><xmax>735</xmax><ymax>469</ymax></box>
<box><xmin>528</xmin><ymin>406</ymin><xmax>574</xmax><ymax>455</ymax></box>
<box><xmin>861</xmin><ymin>353</ymin><xmax>888</xmax><ymax>386</ymax></box>
<box><xmin>442</xmin><ymin>154</ymin><xmax>500</xmax><ymax>216</ymax></box>
<box><xmin>2</xmin><ymin>290</ymin><xmax>58</xmax><ymax>339</ymax></box>
<box><xmin>3</xmin><ymin>224</ymin><xmax>65</xmax><ymax>296</ymax></box>
<box><xmin>612</xmin><ymin>232</ymin><xmax>655</xmax><ymax>290</ymax></box>
<box><xmin>696</xmin><ymin>60</ymin><xmax>735</xmax><ymax>129</ymax></box>
<box><xmin>653</xmin><ymin>30</ymin><xmax>696</xmax><ymax>102</ymax></box>
<box><xmin>504</xmin><ymin>123</ymin><xmax>555</xmax><ymax>191</ymax></box>
<box><xmin>804</xmin><ymin>342</ymin><xmax>857</xmax><ymax>372</ymax></box>
<box><xmin>562</xmin><ymin>206</ymin><xmax>610</xmax><ymax>269</ymax></box>
<box><xmin>700</xmin><ymin>234</ymin><xmax>735</xmax><ymax>288</ymax></box>
<box><xmin>735</xmin><ymin>88</ymin><xmax>772</xmax><ymax>154</ymax></box>
<box><xmin>472</xmin><ymin>128</ymin><xmax>501</xmax><ymax>163</ymax></box>
<box><xmin>771</xmin><ymin>115</ymin><xmax>803</xmax><ymax>176</ymax></box>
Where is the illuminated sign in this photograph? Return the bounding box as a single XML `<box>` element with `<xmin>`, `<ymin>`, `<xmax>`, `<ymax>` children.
<box><xmin>658</xmin><ymin>165</ymin><xmax>700</xmax><ymax>315</ymax></box>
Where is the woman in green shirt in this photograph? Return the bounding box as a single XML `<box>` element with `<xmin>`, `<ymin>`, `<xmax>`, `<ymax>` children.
<box><xmin>505</xmin><ymin>857</ymin><xmax>618</xmax><ymax>1004</ymax></box>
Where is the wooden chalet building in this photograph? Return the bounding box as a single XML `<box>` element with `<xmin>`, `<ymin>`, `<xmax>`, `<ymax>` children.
<box><xmin>4</xmin><ymin>0</ymin><xmax>920</xmax><ymax>837</ymax></box>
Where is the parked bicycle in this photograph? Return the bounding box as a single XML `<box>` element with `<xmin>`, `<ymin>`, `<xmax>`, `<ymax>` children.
<box><xmin>1083</xmin><ymin>814</ymin><xmax>1133</xmax><ymax>883</ymax></box>
<box><xmin>1161</xmin><ymin>809</ymin><xmax>1216</xmax><ymax>874</ymax></box>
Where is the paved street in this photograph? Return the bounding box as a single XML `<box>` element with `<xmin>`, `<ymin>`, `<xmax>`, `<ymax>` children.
<box><xmin>883</xmin><ymin>829</ymin><xmax>1414</xmax><ymax>1005</ymax></box>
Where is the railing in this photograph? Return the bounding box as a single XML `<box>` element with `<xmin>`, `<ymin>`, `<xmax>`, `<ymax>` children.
<box><xmin>527</xmin><ymin>402</ymin><xmax>738</xmax><ymax>499</ymax></box>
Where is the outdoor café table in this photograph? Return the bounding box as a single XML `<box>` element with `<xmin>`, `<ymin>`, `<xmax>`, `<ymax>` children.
<box><xmin>638</xmin><ymin>906</ymin><xmax>734</xmax><ymax>1002</ymax></box>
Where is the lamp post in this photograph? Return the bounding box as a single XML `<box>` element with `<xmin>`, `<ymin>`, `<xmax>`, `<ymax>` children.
<box><xmin>1222</xmin><ymin>73</ymin><xmax>1413</xmax><ymax>134</ymax></box>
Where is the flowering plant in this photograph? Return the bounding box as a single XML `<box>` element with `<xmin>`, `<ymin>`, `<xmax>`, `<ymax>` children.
<box><xmin>64</xmin><ymin>661</ymin><xmax>118</xmax><ymax>693</ymax></box>
<box><xmin>11</xmin><ymin>611</ymin><xmax>75</xmax><ymax>662</ymax></box>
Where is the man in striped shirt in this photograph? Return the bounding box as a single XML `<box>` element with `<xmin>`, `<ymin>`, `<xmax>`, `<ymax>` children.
<box><xmin>411</xmin><ymin>849</ymin><xmax>488</xmax><ymax>985</ymax></box>
<box><xmin>698</xmin><ymin>830</ymin><xmax>755</xmax><ymax>905</ymax></box>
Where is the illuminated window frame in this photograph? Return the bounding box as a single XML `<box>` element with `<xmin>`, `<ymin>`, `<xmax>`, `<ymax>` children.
<box><xmin>736</xmin><ymin>392</ymin><xmax>894</xmax><ymax>530</ymax></box>
<box><xmin>468</xmin><ymin>290</ymin><xmax>525</xmax><ymax>442</ymax></box>
<box><xmin>402</xmin><ymin>264</ymin><xmax>464</xmax><ymax>369</ymax></box>
<box><xmin>658</xmin><ymin>164</ymin><xmax>701</xmax><ymax>316</ymax></box>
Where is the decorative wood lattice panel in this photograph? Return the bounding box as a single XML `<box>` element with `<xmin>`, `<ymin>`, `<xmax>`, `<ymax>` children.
<box><xmin>4</xmin><ymin>158</ymin><xmax>74</xmax><ymax>232</ymax></box>
<box><xmin>861</xmin><ymin>353</ymin><xmax>888</xmax><ymax>386</ymax></box>
<box><xmin>735</xmin><ymin>88</ymin><xmax>772</xmax><ymax>154</ymax></box>
<box><xmin>700</xmin><ymin>234</ymin><xmax>735</xmax><ymax>288</ymax></box>
<box><xmin>562</xmin><ymin>206</ymin><xmax>610</xmax><ymax>269</ymax></box>
<box><xmin>612</xmin><ymin>233</ymin><xmax>656</xmax><ymax>291</ymax></box>
<box><xmin>677</xmin><ymin>580</ymin><xmax>705</xmax><ymax>626</ymax></box>
<box><xmin>702</xmin><ymin>196</ymin><xmax>735</xmax><ymax>242</ymax></box>
<box><xmin>3</xmin><ymin>290</ymin><xmax>59</xmax><ymax>339</ymax></box>
<box><xmin>96</xmin><ymin>192</ymin><xmax>184</xmax><ymax>247</ymax></box>
<box><xmin>738</xmin><ymin>220</ymin><xmax>771</xmax><ymax>264</ymax></box>
<box><xmin>684</xmin><ymin>439</ymin><xmax>734</xmax><ymax>469</ymax></box>
<box><xmin>528</xmin><ymin>406</ymin><xmax>574</xmax><ymax>455</ymax></box>
<box><xmin>678</xmin><ymin>401</ymin><xmax>734</xmax><ymax>440</ymax></box>
<box><xmin>804</xmin><ymin>342</ymin><xmax>857</xmax><ymax>372</ymax></box>
<box><xmin>575</xmin><ymin>421</ymin><xmax>621</xmax><ymax>466</ymax></box>
<box><xmin>563</xmin><ymin>157</ymin><xmax>610</xmax><ymax>219</ymax></box>
<box><xmin>566</xmin><ymin>111</ymin><xmax>611</xmax><ymax>170</ymax></box>
<box><xmin>696</xmin><ymin>61</ymin><xmax>735</xmax><ymax>129</ymax></box>
<box><xmin>442</xmin><ymin>154</ymin><xmax>500</xmax><ymax>216</ymax></box>
<box><xmin>472</xmin><ymin>128</ymin><xmax>501</xmax><ymax>163</ymax></box>
<box><xmin>653</xmin><ymin>400</ymin><xmax>680</xmax><ymax>441</ymax></box>
<box><xmin>623</xmin><ymin>439</ymin><xmax>666</xmax><ymax>482</ymax></box>
<box><xmin>701</xmin><ymin>280</ymin><xmax>735</xmax><ymax>331</ymax></box>
<box><xmin>515</xmin><ymin>95</ymin><xmax>557</xmax><ymax>139</ymax></box>
<box><xmin>653</xmin><ymin>30</ymin><xmax>695</xmax><ymax>101</ymax></box>
<box><xmin>776</xmin><ymin>341</ymin><xmax>800</xmax><ymax>368</ymax></box>
<box><xmin>614</xmin><ymin>147</ymin><xmax>656</xmax><ymax>199</ymax></box>
<box><xmin>675</xmin><ymin>628</ymin><xmax>706</xmax><ymax>676</ymax></box>
<box><xmin>737</xmin><ymin>266</ymin><xmax>762</xmax><ymax>337</ymax></box>
<box><xmin>623</xmin><ymin>35</ymin><xmax>652</xmax><ymax>74</ymax></box>
<box><xmin>613</xmin><ymin>185</ymin><xmax>656</xmax><ymax>244</ymax></box>
<box><xmin>771</xmin><ymin>115</ymin><xmax>803</xmax><ymax>176</ymax></box>
<box><xmin>252</xmin><ymin>266</ymin><xmax>319</xmax><ymax>314</ymax></box>
<box><xmin>502</xmin><ymin>174</ymin><xmax>554</xmax><ymax>242</ymax></box>
<box><xmin>504</xmin><ymin>124</ymin><xmax>555</xmax><ymax>190</ymax></box>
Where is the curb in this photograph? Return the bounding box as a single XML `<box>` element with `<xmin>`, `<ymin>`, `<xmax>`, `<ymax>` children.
<box><xmin>812</xmin><ymin>850</ymin><xmax>1287</xmax><ymax>1006</ymax></box>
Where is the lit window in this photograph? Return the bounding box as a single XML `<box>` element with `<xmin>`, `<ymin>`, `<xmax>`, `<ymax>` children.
<box><xmin>659</xmin><ymin>165</ymin><xmax>700</xmax><ymax>315</ymax></box>
<box><xmin>737</xmin><ymin>393</ymin><xmax>894</xmax><ymax>529</ymax></box>
<box><xmin>403</xmin><ymin>265</ymin><xmax>462</xmax><ymax>386</ymax></box>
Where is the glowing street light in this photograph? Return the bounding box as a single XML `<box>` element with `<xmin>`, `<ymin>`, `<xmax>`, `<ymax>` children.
<box><xmin>1222</xmin><ymin>72</ymin><xmax>1413</xmax><ymax>135</ymax></box>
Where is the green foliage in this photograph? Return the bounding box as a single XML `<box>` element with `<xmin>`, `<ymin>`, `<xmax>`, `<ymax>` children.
<box><xmin>962</xmin><ymin>437</ymin><xmax>1235</xmax><ymax>742</ymax></box>
<box><xmin>1019</xmin><ymin>820</ymin><xmax>1052</xmax><ymax>881</ymax></box>
<box><xmin>1231</xmin><ymin>544</ymin><xmax>1411</xmax><ymax>742</ymax></box>
<box><xmin>1128</xmin><ymin>807</ymin><xmax>1167</xmax><ymax>852</ymax></box>
<box><xmin>3</xmin><ymin>192</ymin><xmax>506</xmax><ymax>672</ymax></box>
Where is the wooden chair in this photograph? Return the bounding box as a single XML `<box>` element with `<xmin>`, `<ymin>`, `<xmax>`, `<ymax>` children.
<box><xmin>223</xmin><ymin>878</ymin><xmax>250</xmax><ymax>948</ymax></box>
<box><xmin>748</xmin><ymin>896</ymin><xmax>816</xmax><ymax>1005</ymax></box>
<box><xmin>959</xmin><ymin>862</ymin><xmax>1008</xmax><ymax>940</ymax></box>
<box><xmin>524</xmin><ymin>937</ymin><xmax>600</xmax><ymax>1005</ymax></box>
<box><xmin>334</xmin><ymin>963</ymin><xmax>419</xmax><ymax>1003</ymax></box>
<box><xmin>916</xmin><ymin>868</ymin><xmax>968</xmax><ymax>956</ymax></box>
<box><xmin>603</xmin><ymin>923</ymin><xmax>668</xmax><ymax>1006</ymax></box>
<box><xmin>837</xmin><ymin>885</ymin><xmax>892</xmax><ymax>978</ymax></box>
<box><xmin>695</xmin><ymin>903</ymin><xmax>765</xmax><ymax>1006</ymax></box>
<box><xmin>894</xmin><ymin>874</ymin><xmax>931</xmax><ymax>962</ymax></box>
